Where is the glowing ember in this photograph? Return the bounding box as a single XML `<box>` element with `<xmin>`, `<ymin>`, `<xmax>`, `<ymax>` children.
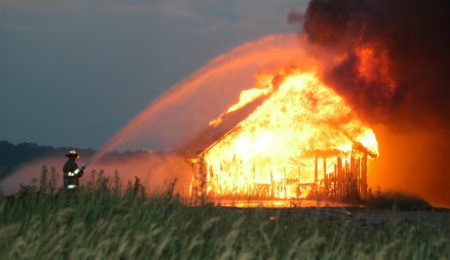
<box><xmin>191</xmin><ymin>70</ymin><xmax>378</xmax><ymax>201</ymax></box>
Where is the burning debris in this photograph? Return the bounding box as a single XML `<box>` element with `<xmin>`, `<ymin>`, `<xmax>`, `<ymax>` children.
<box><xmin>181</xmin><ymin>71</ymin><xmax>378</xmax><ymax>204</ymax></box>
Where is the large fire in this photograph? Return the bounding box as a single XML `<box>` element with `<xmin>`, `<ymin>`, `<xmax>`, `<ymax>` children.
<box><xmin>191</xmin><ymin>70</ymin><xmax>378</xmax><ymax>201</ymax></box>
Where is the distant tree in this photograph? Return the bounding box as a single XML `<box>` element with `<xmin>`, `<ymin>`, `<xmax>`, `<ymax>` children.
<box><xmin>0</xmin><ymin>141</ymin><xmax>95</xmax><ymax>180</ymax></box>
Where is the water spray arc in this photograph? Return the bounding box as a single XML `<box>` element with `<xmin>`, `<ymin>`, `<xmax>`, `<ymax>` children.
<box><xmin>88</xmin><ymin>34</ymin><xmax>308</xmax><ymax>164</ymax></box>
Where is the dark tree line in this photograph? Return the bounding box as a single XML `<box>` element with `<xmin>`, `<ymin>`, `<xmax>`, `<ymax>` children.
<box><xmin>0</xmin><ymin>141</ymin><xmax>151</xmax><ymax>181</ymax></box>
<box><xmin>0</xmin><ymin>141</ymin><xmax>95</xmax><ymax>180</ymax></box>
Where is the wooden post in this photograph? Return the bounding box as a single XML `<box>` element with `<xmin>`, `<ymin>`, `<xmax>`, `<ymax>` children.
<box><xmin>355</xmin><ymin>158</ymin><xmax>360</xmax><ymax>192</ymax></box>
<box><xmin>350</xmin><ymin>155</ymin><xmax>355</xmax><ymax>178</ymax></box>
<box><xmin>333</xmin><ymin>164</ymin><xmax>337</xmax><ymax>197</ymax></box>
<box><xmin>283</xmin><ymin>167</ymin><xmax>287</xmax><ymax>199</ymax></box>
<box><xmin>270</xmin><ymin>169</ymin><xmax>274</xmax><ymax>198</ymax></box>
<box><xmin>314</xmin><ymin>156</ymin><xmax>318</xmax><ymax>184</ymax></box>
<box><xmin>345</xmin><ymin>157</ymin><xmax>350</xmax><ymax>196</ymax></box>
<box><xmin>361</xmin><ymin>153</ymin><xmax>368</xmax><ymax>197</ymax></box>
<box><xmin>323</xmin><ymin>157</ymin><xmax>328</xmax><ymax>193</ymax></box>
<box><xmin>337</xmin><ymin>156</ymin><xmax>342</xmax><ymax>196</ymax></box>
<box><xmin>199</xmin><ymin>156</ymin><xmax>207</xmax><ymax>204</ymax></box>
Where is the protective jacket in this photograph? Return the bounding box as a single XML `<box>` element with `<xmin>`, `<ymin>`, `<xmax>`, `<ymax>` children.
<box><xmin>63</xmin><ymin>158</ymin><xmax>84</xmax><ymax>189</ymax></box>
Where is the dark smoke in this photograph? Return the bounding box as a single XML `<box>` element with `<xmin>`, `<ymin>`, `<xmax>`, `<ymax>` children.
<box><xmin>291</xmin><ymin>0</ymin><xmax>450</xmax><ymax>129</ymax></box>
<box><xmin>290</xmin><ymin>0</ymin><xmax>450</xmax><ymax>206</ymax></box>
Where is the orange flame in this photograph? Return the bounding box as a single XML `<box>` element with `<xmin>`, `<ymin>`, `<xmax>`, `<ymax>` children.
<box><xmin>194</xmin><ymin>70</ymin><xmax>378</xmax><ymax>200</ymax></box>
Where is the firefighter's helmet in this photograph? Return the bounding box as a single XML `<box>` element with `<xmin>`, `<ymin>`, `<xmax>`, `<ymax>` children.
<box><xmin>66</xmin><ymin>150</ymin><xmax>79</xmax><ymax>158</ymax></box>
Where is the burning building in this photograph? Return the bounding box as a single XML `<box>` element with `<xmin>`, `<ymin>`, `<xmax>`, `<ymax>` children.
<box><xmin>179</xmin><ymin>70</ymin><xmax>378</xmax><ymax>204</ymax></box>
<box><xmin>93</xmin><ymin>0</ymin><xmax>450</xmax><ymax>208</ymax></box>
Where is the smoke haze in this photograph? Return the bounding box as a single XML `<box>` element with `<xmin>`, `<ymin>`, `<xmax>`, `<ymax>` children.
<box><xmin>1</xmin><ymin>153</ymin><xmax>193</xmax><ymax>197</ymax></box>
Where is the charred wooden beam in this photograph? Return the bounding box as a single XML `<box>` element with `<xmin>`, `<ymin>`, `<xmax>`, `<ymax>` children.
<box><xmin>352</xmin><ymin>141</ymin><xmax>377</xmax><ymax>158</ymax></box>
<box><xmin>361</xmin><ymin>153</ymin><xmax>368</xmax><ymax>197</ymax></box>
<box><xmin>323</xmin><ymin>157</ymin><xmax>328</xmax><ymax>192</ymax></box>
<box><xmin>176</xmin><ymin>93</ymin><xmax>272</xmax><ymax>158</ymax></box>
<box><xmin>314</xmin><ymin>156</ymin><xmax>318</xmax><ymax>184</ymax></box>
<box><xmin>302</xmin><ymin>149</ymin><xmax>342</xmax><ymax>158</ymax></box>
<box><xmin>337</xmin><ymin>156</ymin><xmax>343</xmax><ymax>197</ymax></box>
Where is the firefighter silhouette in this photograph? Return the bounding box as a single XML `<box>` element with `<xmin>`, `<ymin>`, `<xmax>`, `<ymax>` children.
<box><xmin>63</xmin><ymin>150</ymin><xmax>85</xmax><ymax>190</ymax></box>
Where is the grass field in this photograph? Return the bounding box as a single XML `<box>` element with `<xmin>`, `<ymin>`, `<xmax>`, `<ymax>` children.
<box><xmin>0</xmin><ymin>171</ymin><xmax>449</xmax><ymax>259</ymax></box>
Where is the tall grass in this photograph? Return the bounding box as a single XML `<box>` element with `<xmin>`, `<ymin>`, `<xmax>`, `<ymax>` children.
<box><xmin>0</xmin><ymin>167</ymin><xmax>448</xmax><ymax>259</ymax></box>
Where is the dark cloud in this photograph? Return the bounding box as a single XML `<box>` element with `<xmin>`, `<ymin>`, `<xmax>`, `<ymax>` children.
<box><xmin>291</xmin><ymin>0</ymin><xmax>450</xmax><ymax>129</ymax></box>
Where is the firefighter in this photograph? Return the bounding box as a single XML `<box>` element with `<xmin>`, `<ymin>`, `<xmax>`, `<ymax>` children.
<box><xmin>63</xmin><ymin>150</ymin><xmax>85</xmax><ymax>190</ymax></box>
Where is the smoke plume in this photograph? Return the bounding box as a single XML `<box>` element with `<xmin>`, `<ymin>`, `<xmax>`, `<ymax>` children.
<box><xmin>290</xmin><ymin>0</ymin><xmax>450</xmax><ymax>128</ymax></box>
